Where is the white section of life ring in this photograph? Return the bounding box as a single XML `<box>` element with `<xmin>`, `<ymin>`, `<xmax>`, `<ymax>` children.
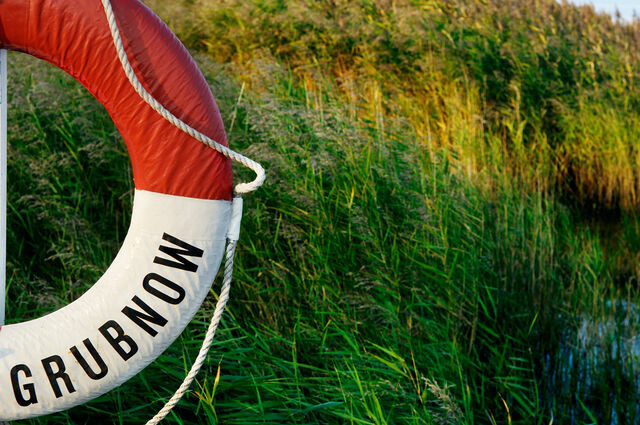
<box><xmin>0</xmin><ymin>190</ymin><xmax>230</xmax><ymax>420</ymax></box>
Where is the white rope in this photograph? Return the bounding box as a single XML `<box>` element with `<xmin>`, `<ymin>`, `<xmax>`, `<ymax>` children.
<box><xmin>100</xmin><ymin>1</ymin><xmax>262</xmax><ymax>423</ymax></box>
<box><xmin>100</xmin><ymin>0</ymin><xmax>265</xmax><ymax>195</ymax></box>
<box><xmin>145</xmin><ymin>193</ymin><xmax>243</xmax><ymax>425</ymax></box>
<box><xmin>145</xmin><ymin>238</ymin><xmax>237</xmax><ymax>425</ymax></box>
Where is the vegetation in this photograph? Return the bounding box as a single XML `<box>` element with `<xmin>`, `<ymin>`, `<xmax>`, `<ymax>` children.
<box><xmin>7</xmin><ymin>0</ymin><xmax>640</xmax><ymax>423</ymax></box>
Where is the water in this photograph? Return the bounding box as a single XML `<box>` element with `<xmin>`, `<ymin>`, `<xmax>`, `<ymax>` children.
<box><xmin>547</xmin><ymin>300</ymin><xmax>640</xmax><ymax>424</ymax></box>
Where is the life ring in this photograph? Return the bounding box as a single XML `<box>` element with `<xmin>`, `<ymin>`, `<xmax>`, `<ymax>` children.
<box><xmin>0</xmin><ymin>0</ymin><xmax>250</xmax><ymax>420</ymax></box>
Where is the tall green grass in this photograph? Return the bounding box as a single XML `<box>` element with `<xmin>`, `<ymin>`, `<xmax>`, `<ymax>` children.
<box><xmin>150</xmin><ymin>0</ymin><xmax>640</xmax><ymax>211</ymax></box>
<box><xmin>5</xmin><ymin>0</ymin><xmax>640</xmax><ymax>424</ymax></box>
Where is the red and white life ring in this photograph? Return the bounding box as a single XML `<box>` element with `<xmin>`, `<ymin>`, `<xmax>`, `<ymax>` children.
<box><xmin>0</xmin><ymin>0</ymin><xmax>256</xmax><ymax>420</ymax></box>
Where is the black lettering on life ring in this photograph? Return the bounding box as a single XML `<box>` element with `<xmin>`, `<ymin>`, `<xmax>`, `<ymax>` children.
<box><xmin>143</xmin><ymin>273</ymin><xmax>186</xmax><ymax>305</ymax></box>
<box><xmin>70</xmin><ymin>338</ymin><xmax>109</xmax><ymax>380</ymax></box>
<box><xmin>122</xmin><ymin>295</ymin><xmax>168</xmax><ymax>337</ymax></box>
<box><xmin>41</xmin><ymin>355</ymin><xmax>76</xmax><ymax>398</ymax></box>
<box><xmin>11</xmin><ymin>364</ymin><xmax>38</xmax><ymax>407</ymax></box>
<box><xmin>153</xmin><ymin>233</ymin><xmax>204</xmax><ymax>272</ymax></box>
<box><xmin>8</xmin><ymin>234</ymin><xmax>206</xmax><ymax>409</ymax></box>
<box><xmin>99</xmin><ymin>320</ymin><xmax>139</xmax><ymax>361</ymax></box>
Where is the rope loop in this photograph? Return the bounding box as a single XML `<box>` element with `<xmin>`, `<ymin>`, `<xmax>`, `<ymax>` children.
<box><xmin>100</xmin><ymin>1</ymin><xmax>261</xmax><ymax>424</ymax></box>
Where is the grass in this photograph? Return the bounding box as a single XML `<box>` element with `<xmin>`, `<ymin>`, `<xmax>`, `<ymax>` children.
<box><xmin>149</xmin><ymin>0</ymin><xmax>640</xmax><ymax>211</ymax></box>
<box><xmin>5</xmin><ymin>0</ymin><xmax>640</xmax><ymax>424</ymax></box>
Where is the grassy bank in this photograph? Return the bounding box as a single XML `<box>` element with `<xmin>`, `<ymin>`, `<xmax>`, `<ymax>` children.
<box><xmin>6</xmin><ymin>0</ymin><xmax>640</xmax><ymax>424</ymax></box>
<box><xmin>149</xmin><ymin>0</ymin><xmax>640</xmax><ymax>211</ymax></box>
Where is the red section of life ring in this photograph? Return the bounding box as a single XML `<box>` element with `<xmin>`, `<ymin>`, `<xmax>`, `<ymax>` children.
<box><xmin>0</xmin><ymin>0</ymin><xmax>233</xmax><ymax>200</ymax></box>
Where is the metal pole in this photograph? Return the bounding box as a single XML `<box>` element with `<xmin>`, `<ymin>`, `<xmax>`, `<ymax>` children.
<box><xmin>0</xmin><ymin>49</ymin><xmax>7</xmax><ymax>326</ymax></box>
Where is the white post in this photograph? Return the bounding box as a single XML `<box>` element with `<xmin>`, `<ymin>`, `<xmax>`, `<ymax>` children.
<box><xmin>0</xmin><ymin>49</ymin><xmax>7</xmax><ymax>326</ymax></box>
